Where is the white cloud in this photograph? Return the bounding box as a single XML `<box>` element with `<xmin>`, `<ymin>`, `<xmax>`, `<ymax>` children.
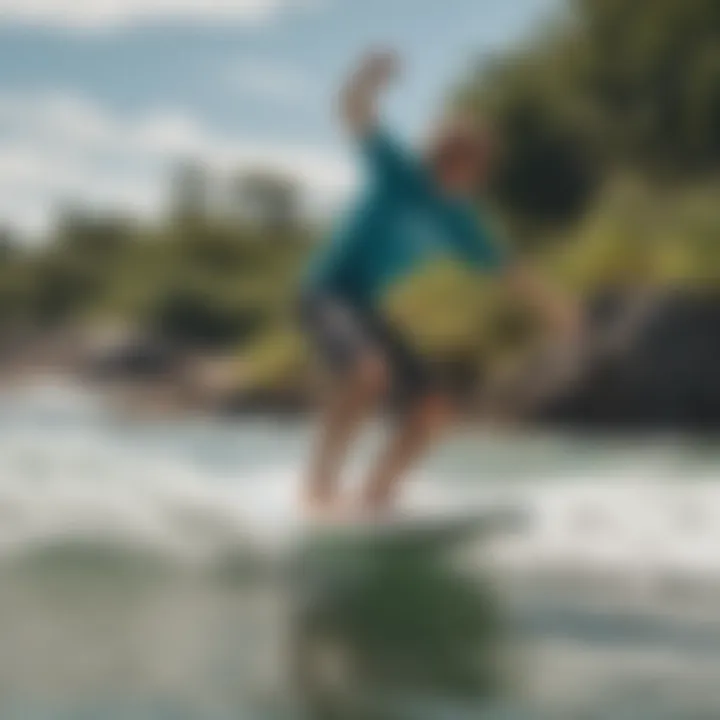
<box><xmin>0</xmin><ymin>0</ymin><xmax>324</xmax><ymax>29</ymax></box>
<box><xmin>0</xmin><ymin>91</ymin><xmax>355</xmax><ymax>237</ymax></box>
<box><xmin>229</xmin><ymin>59</ymin><xmax>314</xmax><ymax>104</ymax></box>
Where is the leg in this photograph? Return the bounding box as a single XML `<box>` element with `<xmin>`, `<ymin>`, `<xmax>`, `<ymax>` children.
<box><xmin>303</xmin><ymin>354</ymin><xmax>388</xmax><ymax>515</ymax></box>
<box><xmin>359</xmin><ymin>392</ymin><xmax>454</xmax><ymax>513</ymax></box>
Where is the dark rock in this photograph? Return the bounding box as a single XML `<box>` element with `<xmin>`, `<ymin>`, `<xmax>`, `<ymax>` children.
<box><xmin>220</xmin><ymin>386</ymin><xmax>311</xmax><ymax>417</ymax></box>
<box><xmin>536</xmin><ymin>289</ymin><xmax>720</xmax><ymax>431</ymax></box>
<box><xmin>84</xmin><ymin>335</ymin><xmax>181</xmax><ymax>381</ymax></box>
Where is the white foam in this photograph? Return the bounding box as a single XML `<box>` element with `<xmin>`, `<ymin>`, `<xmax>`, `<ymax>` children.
<box><xmin>0</xmin><ymin>425</ymin><xmax>251</xmax><ymax>563</ymax></box>
<box><xmin>488</xmin><ymin>475</ymin><xmax>720</xmax><ymax>580</ymax></box>
<box><xmin>1</xmin><ymin>385</ymin><xmax>720</xmax><ymax>581</ymax></box>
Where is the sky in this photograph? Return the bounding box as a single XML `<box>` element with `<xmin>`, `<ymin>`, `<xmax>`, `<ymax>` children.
<box><xmin>0</xmin><ymin>0</ymin><xmax>558</xmax><ymax>237</ymax></box>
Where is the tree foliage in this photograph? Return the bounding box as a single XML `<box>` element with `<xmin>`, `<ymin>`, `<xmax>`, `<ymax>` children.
<box><xmin>1</xmin><ymin>0</ymin><xmax>719</xmax><ymax>397</ymax></box>
<box><xmin>460</xmin><ymin>0</ymin><xmax>720</xmax><ymax>229</ymax></box>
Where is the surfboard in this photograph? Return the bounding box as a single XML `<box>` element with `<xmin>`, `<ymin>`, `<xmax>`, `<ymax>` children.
<box><xmin>302</xmin><ymin>506</ymin><xmax>518</xmax><ymax>549</ymax></box>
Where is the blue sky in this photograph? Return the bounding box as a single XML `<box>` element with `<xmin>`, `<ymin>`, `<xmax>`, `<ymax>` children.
<box><xmin>0</xmin><ymin>0</ymin><xmax>558</xmax><ymax>236</ymax></box>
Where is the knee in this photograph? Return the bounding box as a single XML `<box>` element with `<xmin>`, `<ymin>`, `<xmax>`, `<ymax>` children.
<box><xmin>351</xmin><ymin>355</ymin><xmax>390</xmax><ymax>402</ymax></box>
<box><xmin>408</xmin><ymin>393</ymin><xmax>455</xmax><ymax>436</ymax></box>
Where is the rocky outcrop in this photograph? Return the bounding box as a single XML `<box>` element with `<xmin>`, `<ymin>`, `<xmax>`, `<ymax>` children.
<box><xmin>533</xmin><ymin>289</ymin><xmax>720</xmax><ymax>431</ymax></box>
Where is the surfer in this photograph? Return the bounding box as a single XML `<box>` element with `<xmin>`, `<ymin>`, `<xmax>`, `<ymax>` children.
<box><xmin>299</xmin><ymin>50</ymin><xmax>579</xmax><ymax>519</ymax></box>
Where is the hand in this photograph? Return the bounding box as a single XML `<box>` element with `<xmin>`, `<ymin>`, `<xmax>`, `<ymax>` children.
<box><xmin>359</xmin><ymin>48</ymin><xmax>400</xmax><ymax>87</ymax></box>
<box><xmin>341</xmin><ymin>49</ymin><xmax>399</xmax><ymax>134</ymax></box>
<box><xmin>551</xmin><ymin>300</ymin><xmax>584</xmax><ymax>344</ymax></box>
<box><xmin>506</xmin><ymin>265</ymin><xmax>583</xmax><ymax>342</ymax></box>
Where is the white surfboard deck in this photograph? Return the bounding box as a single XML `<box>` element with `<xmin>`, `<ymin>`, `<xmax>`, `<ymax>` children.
<box><xmin>296</xmin><ymin>505</ymin><xmax>520</xmax><ymax>549</ymax></box>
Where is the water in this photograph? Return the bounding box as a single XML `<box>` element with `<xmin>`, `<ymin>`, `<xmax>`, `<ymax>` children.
<box><xmin>1</xmin><ymin>380</ymin><xmax>720</xmax><ymax>719</ymax></box>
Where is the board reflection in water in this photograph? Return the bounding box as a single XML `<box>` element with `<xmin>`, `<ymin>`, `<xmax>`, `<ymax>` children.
<box><xmin>288</xmin><ymin>516</ymin><xmax>508</xmax><ymax>719</ymax></box>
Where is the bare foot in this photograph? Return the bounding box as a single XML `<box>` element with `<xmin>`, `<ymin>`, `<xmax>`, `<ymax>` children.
<box><xmin>302</xmin><ymin>496</ymin><xmax>349</xmax><ymax>526</ymax></box>
<box><xmin>344</xmin><ymin>500</ymin><xmax>398</xmax><ymax>525</ymax></box>
<box><xmin>302</xmin><ymin>495</ymin><xmax>398</xmax><ymax>527</ymax></box>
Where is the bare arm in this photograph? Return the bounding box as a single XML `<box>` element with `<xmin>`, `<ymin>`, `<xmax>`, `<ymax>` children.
<box><xmin>505</xmin><ymin>264</ymin><xmax>583</xmax><ymax>339</ymax></box>
<box><xmin>339</xmin><ymin>50</ymin><xmax>399</xmax><ymax>136</ymax></box>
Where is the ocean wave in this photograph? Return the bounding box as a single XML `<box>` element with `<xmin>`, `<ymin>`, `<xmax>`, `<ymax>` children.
<box><xmin>0</xmin><ymin>386</ymin><xmax>719</xmax><ymax>587</ymax></box>
<box><xmin>489</xmin><ymin>476</ymin><xmax>720</xmax><ymax>581</ymax></box>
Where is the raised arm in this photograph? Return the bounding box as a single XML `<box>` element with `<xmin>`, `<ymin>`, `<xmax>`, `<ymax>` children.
<box><xmin>339</xmin><ymin>50</ymin><xmax>399</xmax><ymax>137</ymax></box>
